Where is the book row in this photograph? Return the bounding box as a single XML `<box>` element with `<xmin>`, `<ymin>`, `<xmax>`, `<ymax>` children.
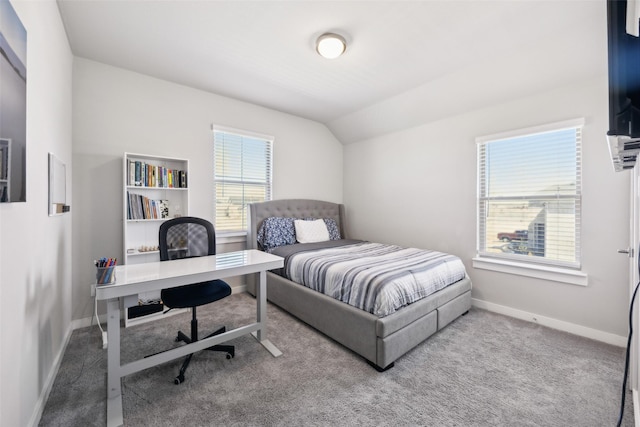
<box><xmin>0</xmin><ymin>146</ymin><xmax>8</xmax><ymax>180</ymax></box>
<box><xmin>127</xmin><ymin>160</ymin><xmax>187</xmax><ymax>188</ymax></box>
<box><xmin>127</xmin><ymin>191</ymin><xmax>169</xmax><ymax>220</ymax></box>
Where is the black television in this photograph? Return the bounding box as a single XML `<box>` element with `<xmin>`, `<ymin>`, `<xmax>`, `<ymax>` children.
<box><xmin>607</xmin><ymin>0</ymin><xmax>640</xmax><ymax>170</ymax></box>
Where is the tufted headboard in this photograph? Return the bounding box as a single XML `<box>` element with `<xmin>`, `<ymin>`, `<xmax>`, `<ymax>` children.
<box><xmin>247</xmin><ymin>199</ymin><xmax>346</xmax><ymax>250</ymax></box>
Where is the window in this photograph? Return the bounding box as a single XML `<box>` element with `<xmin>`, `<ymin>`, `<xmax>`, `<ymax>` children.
<box><xmin>476</xmin><ymin>119</ymin><xmax>583</xmax><ymax>270</ymax></box>
<box><xmin>214</xmin><ymin>127</ymin><xmax>273</xmax><ymax>233</ymax></box>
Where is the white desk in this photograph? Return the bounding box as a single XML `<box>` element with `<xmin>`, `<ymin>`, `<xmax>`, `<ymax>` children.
<box><xmin>95</xmin><ymin>249</ymin><xmax>284</xmax><ymax>427</ymax></box>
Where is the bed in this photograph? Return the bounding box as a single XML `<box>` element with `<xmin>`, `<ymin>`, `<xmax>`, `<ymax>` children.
<box><xmin>246</xmin><ymin>199</ymin><xmax>472</xmax><ymax>371</ymax></box>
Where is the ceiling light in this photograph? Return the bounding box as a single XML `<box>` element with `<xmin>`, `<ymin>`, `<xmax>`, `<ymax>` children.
<box><xmin>316</xmin><ymin>33</ymin><xmax>346</xmax><ymax>59</ymax></box>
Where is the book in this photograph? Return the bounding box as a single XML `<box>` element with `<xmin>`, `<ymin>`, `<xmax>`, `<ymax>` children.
<box><xmin>128</xmin><ymin>192</ymin><xmax>172</xmax><ymax>220</ymax></box>
<box><xmin>0</xmin><ymin>147</ymin><xmax>6</xmax><ymax>179</ymax></box>
<box><xmin>128</xmin><ymin>162</ymin><xmax>192</xmax><ymax>188</ymax></box>
<box><xmin>137</xmin><ymin>194</ymin><xmax>143</xmax><ymax>219</ymax></box>
<box><xmin>134</xmin><ymin>161</ymin><xmax>141</xmax><ymax>186</ymax></box>
<box><xmin>127</xmin><ymin>192</ymin><xmax>132</xmax><ymax>219</ymax></box>
<box><xmin>159</xmin><ymin>200</ymin><xmax>169</xmax><ymax>218</ymax></box>
<box><xmin>126</xmin><ymin>160</ymin><xmax>133</xmax><ymax>186</ymax></box>
<box><xmin>1</xmin><ymin>146</ymin><xmax>8</xmax><ymax>180</ymax></box>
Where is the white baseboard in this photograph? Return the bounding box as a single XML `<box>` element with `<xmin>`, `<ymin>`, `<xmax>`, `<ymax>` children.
<box><xmin>27</xmin><ymin>322</ymin><xmax>74</xmax><ymax>427</ymax></box>
<box><xmin>472</xmin><ymin>298</ymin><xmax>627</xmax><ymax>347</ymax></box>
<box><xmin>634</xmin><ymin>389</ymin><xmax>639</xmax><ymax>427</ymax></box>
<box><xmin>72</xmin><ymin>308</ymin><xmax>105</xmax><ymax>330</ymax></box>
<box><xmin>232</xmin><ymin>284</ymin><xmax>247</xmax><ymax>294</ymax></box>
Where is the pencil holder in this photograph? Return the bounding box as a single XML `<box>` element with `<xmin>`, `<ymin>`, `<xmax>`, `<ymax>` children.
<box><xmin>96</xmin><ymin>266</ymin><xmax>116</xmax><ymax>285</ymax></box>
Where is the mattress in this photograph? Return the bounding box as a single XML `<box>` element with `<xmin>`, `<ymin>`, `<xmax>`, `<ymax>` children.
<box><xmin>271</xmin><ymin>240</ymin><xmax>467</xmax><ymax>317</ymax></box>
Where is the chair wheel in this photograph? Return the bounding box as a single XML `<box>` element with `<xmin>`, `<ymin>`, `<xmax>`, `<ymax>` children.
<box><xmin>226</xmin><ymin>353</ymin><xmax>233</xmax><ymax>359</ymax></box>
<box><xmin>174</xmin><ymin>374</ymin><xmax>184</xmax><ymax>385</ymax></box>
<box><xmin>175</xmin><ymin>336</ymin><xmax>181</xmax><ymax>342</ymax></box>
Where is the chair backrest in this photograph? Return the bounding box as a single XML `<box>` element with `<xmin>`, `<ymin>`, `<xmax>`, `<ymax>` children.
<box><xmin>159</xmin><ymin>217</ymin><xmax>216</xmax><ymax>261</ymax></box>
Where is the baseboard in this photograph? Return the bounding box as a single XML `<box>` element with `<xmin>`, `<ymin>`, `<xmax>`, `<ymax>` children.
<box><xmin>73</xmin><ymin>310</ymin><xmax>105</xmax><ymax>330</ymax></box>
<box><xmin>472</xmin><ymin>298</ymin><xmax>627</xmax><ymax>347</ymax></box>
<box><xmin>634</xmin><ymin>389</ymin><xmax>639</xmax><ymax>427</ymax></box>
<box><xmin>27</xmin><ymin>322</ymin><xmax>74</xmax><ymax>427</ymax></box>
<box><xmin>232</xmin><ymin>284</ymin><xmax>247</xmax><ymax>294</ymax></box>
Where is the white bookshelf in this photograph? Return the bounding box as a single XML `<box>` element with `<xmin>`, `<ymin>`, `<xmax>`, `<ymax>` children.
<box><xmin>122</xmin><ymin>152</ymin><xmax>189</xmax><ymax>326</ymax></box>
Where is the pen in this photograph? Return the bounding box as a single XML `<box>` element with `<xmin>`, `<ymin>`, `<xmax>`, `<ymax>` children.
<box><xmin>96</xmin><ymin>257</ymin><xmax>118</xmax><ymax>283</ymax></box>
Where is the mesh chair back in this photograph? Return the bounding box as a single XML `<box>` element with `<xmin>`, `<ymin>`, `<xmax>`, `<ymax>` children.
<box><xmin>159</xmin><ymin>217</ymin><xmax>216</xmax><ymax>261</ymax></box>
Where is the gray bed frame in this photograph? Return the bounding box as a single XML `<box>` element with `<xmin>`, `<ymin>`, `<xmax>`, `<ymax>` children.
<box><xmin>246</xmin><ymin>199</ymin><xmax>472</xmax><ymax>371</ymax></box>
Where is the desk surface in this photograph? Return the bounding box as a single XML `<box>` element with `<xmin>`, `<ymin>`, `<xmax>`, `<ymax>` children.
<box><xmin>96</xmin><ymin>249</ymin><xmax>283</xmax><ymax>300</ymax></box>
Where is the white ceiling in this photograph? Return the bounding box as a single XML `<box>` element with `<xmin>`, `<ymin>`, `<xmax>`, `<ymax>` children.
<box><xmin>57</xmin><ymin>0</ymin><xmax>606</xmax><ymax>143</ymax></box>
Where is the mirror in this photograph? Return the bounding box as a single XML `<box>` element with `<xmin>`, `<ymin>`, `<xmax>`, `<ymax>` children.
<box><xmin>0</xmin><ymin>0</ymin><xmax>27</xmax><ymax>202</ymax></box>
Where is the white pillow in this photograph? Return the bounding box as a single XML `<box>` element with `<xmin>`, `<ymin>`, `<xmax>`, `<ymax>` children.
<box><xmin>294</xmin><ymin>219</ymin><xmax>330</xmax><ymax>243</ymax></box>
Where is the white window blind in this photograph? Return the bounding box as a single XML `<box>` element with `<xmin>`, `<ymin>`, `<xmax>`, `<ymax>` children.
<box><xmin>214</xmin><ymin>128</ymin><xmax>272</xmax><ymax>232</ymax></box>
<box><xmin>477</xmin><ymin>119</ymin><xmax>583</xmax><ymax>268</ymax></box>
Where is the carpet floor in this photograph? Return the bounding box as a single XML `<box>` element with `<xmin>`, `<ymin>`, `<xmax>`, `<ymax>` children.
<box><xmin>40</xmin><ymin>292</ymin><xmax>634</xmax><ymax>426</ymax></box>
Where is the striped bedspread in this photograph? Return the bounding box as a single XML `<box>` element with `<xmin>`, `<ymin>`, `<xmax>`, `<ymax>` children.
<box><xmin>284</xmin><ymin>242</ymin><xmax>467</xmax><ymax>317</ymax></box>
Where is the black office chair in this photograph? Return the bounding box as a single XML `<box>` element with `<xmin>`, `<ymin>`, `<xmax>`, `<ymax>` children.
<box><xmin>159</xmin><ymin>216</ymin><xmax>235</xmax><ymax>385</ymax></box>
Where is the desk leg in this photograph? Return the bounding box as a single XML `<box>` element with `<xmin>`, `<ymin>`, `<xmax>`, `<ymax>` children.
<box><xmin>251</xmin><ymin>270</ymin><xmax>282</xmax><ymax>357</ymax></box>
<box><xmin>106</xmin><ymin>298</ymin><xmax>124</xmax><ymax>427</ymax></box>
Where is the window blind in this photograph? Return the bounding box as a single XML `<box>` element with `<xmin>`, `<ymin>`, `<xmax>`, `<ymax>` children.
<box><xmin>477</xmin><ymin>121</ymin><xmax>582</xmax><ymax>268</ymax></box>
<box><xmin>214</xmin><ymin>129</ymin><xmax>272</xmax><ymax>232</ymax></box>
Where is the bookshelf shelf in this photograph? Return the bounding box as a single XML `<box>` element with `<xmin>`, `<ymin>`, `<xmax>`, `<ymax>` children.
<box><xmin>123</xmin><ymin>152</ymin><xmax>190</xmax><ymax>327</ymax></box>
<box><xmin>125</xmin><ymin>185</ymin><xmax>188</xmax><ymax>191</ymax></box>
<box><xmin>127</xmin><ymin>250</ymin><xmax>160</xmax><ymax>256</ymax></box>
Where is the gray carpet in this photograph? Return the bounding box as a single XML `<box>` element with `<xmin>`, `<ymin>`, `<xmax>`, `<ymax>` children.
<box><xmin>40</xmin><ymin>292</ymin><xmax>633</xmax><ymax>426</ymax></box>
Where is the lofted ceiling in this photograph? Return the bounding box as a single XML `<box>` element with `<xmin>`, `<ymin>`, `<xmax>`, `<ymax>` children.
<box><xmin>57</xmin><ymin>0</ymin><xmax>606</xmax><ymax>144</ymax></box>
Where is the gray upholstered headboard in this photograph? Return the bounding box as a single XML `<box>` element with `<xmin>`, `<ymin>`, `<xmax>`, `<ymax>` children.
<box><xmin>247</xmin><ymin>199</ymin><xmax>346</xmax><ymax>250</ymax></box>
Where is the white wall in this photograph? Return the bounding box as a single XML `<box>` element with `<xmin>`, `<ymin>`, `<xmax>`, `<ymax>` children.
<box><xmin>344</xmin><ymin>76</ymin><xmax>631</xmax><ymax>339</ymax></box>
<box><xmin>72</xmin><ymin>58</ymin><xmax>344</xmax><ymax>320</ymax></box>
<box><xmin>0</xmin><ymin>1</ymin><xmax>73</xmax><ymax>425</ymax></box>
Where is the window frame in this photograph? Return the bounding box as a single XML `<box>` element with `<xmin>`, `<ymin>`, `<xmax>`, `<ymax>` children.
<box><xmin>473</xmin><ymin>118</ymin><xmax>587</xmax><ymax>286</ymax></box>
<box><xmin>213</xmin><ymin>125</ymin><xmax>273</xmax><ymax>235</ymax></box>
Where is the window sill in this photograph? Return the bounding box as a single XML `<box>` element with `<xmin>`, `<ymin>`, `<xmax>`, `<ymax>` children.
<box><xmin>217</xmin><ymin>232</ymin><xmax>247</xmax><ymax>245</ymax></box>
<box><xmin>472</xmin><ymin>257</ymin><xmax>588</xmax><ymax>287</ymax></box>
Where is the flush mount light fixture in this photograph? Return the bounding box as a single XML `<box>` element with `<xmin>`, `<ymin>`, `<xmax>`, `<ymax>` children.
<box><xmin>316</xmin><ymin>33</ymin><xmax>346</xmax><ymax>59</ymax></box>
